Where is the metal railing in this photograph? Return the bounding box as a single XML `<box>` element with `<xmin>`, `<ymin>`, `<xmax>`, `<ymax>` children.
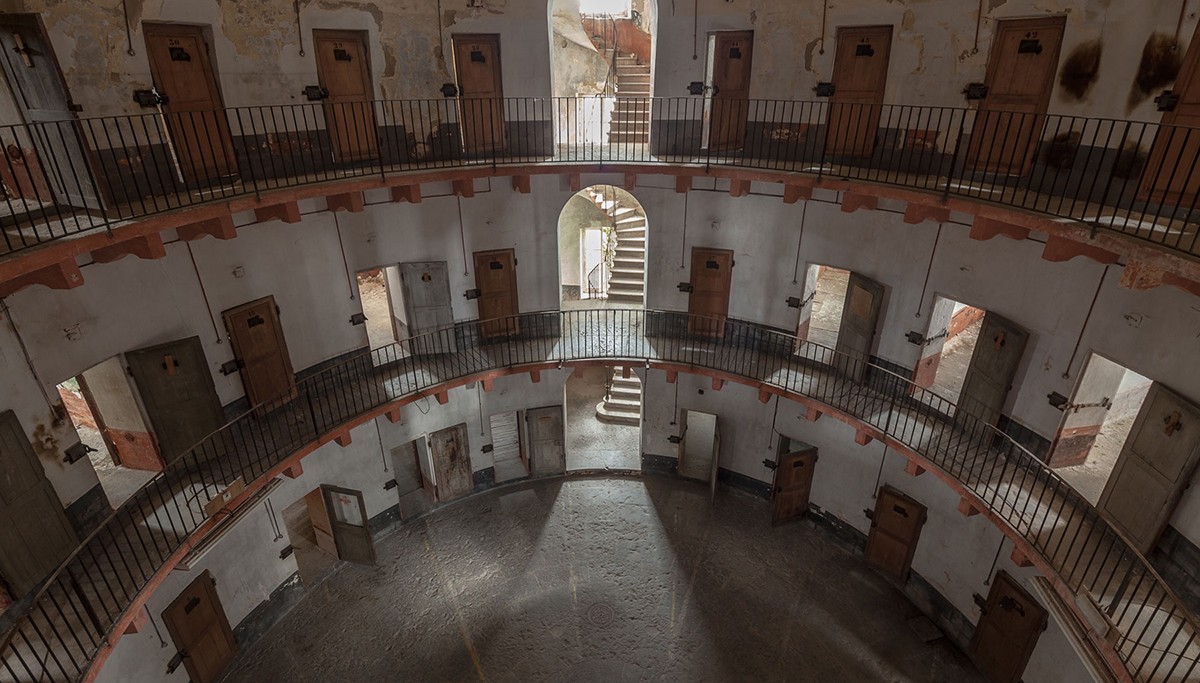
<box><xmin>1</xmin><ymin>309</ymin><xmax>1196</xmax><ymax>682</ymax></box>
<box><xmin>2</xmin><ymin>97</ymin><xmax>1200</xmax><ymax>258</ymax></box>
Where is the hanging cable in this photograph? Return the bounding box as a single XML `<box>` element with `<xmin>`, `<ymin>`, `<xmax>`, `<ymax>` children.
<box><xmin>333</xmin><ymin>212</ymin><xmax>356</xmax><ymax>300</ymax></box>
<box><xmin>791</xmin><ymin>200</ymin><xmax>809</xmax><ymax>284</ymax></box>
<box><xmin>187</xmin><ymin>243</ymin><xmax>224</xmax><ymax>345</ymax></box>
<box><xmin>871</xmin><ymin>445</ymin><xmax>889</xmax><ymax>498</ymax></box>
<box><xmin>914</xmin><ymin>222</ymin><xmax>943</xmax><ymax>319</ymax></box>
<box><xmin>122</xmin><ymin>0</ymin><xmax>136</xmax><ymax>56</ymax></box>
<box><xmin>294</xmin><ymin>0</ymin><xmax>306</xmax><ymax>57</ymax></box>
<box><xmin>1062</xmin><ymin>265</ymin><xmax>1109</xmax><ymax>380</ymax></box>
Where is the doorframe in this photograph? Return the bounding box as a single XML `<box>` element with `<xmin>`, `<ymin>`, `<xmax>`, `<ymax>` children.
<box><xmin>355</xmin><ymin>265</ymin><xmax>402</xmax><ymax>349</ymax></box>
<box><xmin>141</xmin><ymin>22</ymin><xmax>231</xmax><ymax>109</ymax></box>
<box><xmin>73</xmin><ymin>372</ymin><xmax>123</xmax><ymax>467</ymax></box>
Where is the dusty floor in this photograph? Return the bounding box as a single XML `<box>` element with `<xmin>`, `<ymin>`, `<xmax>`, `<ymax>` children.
<box><xmin>358</xmin><ymin>270</ymin><xmax>396</xmax><ymax>349</ymax></box>
<box><xmin>806</xmin><ymin>267</ymin><xmax>849</xmax><ymax>349</ymax></box>
<box><xmin>221</xmin><ymin>477</ymin><xmax>981</xmax><ymax>683</ymax></box>
<box><xmin>565</xmin><ymin>367</ymin><xmax>641</xmax><ymax>471</ymax></box>
<box><xmin>56</xmin><ymin>383</ymin><xmax>155</xmax><ymax>507</ymax></box>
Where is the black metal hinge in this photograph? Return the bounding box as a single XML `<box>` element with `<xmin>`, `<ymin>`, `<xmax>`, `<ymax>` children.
<box><xmin>1156</xmin><ymin>90</ymin><xmax>1180</xmax><ymax>112</ymax></box>
<box><xmin>668</xmin><ymin>435</ymin><xmax>682</xmax><ymax>444</ymax></box>
<box><xmin>677</xmin><ymin>282</ymin><xmax>693</xmax><ymax>293</ymax></box>
<box><xmin>814</xmin><ymin>82</ymin><xmax>835</xmax><ymax>97</ymax></box>
<box><xmin>464</xmin><ymin>288</ymin><xmax>482</xmax><ymax>300</ymax></box>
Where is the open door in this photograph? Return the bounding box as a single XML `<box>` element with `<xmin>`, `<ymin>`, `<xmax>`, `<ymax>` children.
<box><xmin>126</xmin><ymin>336</ymin><xmax>224</xmax><ymax>462</ymax></box>
<box><xmin>223</xmin><ymin>295</ymin><xmax>297</xmax><ymax>408</ymax></box>
<box><xmin>0</xmin><ymin>410</ymin><xmax>78</xmax><ymax>596</ymax></box>
<box><xmin>1047</xmin><ymin>354</ymin><xmax>1127</xmax><ymax>467</ymax></box>
<box><xmin>1097</xmin><ymin>383</ymin><xmax>1200</xmax><ymax>554</ymax></box>
<box><xmin>957</xmin><ymin>311</ymin><xmax>1028</xmax><ymax>425</ymax></box>
<box><xmin>162</xmin><ymin>570</ymin><xmax>237</xmax><ymax>683</ymax></box>
<box><xmin>313</xmin><ymin>29</ymin><xmax>378</xmax><ymax>164</ymax></box>
<box><xmin>705</xmin><ymin>31</ymin><xmax>754</xmax><ymax>152</ymax></box>
<box><xmin>1139</xmin><ymin>22</ymin><xmax>1200</xmax><ymax>207</ymax></box>
<box><xmin>527</xmin><ymin>405</ymin><xmax>566</xmax><ymax>476</ymax></box>
<box><xmin>453</xmin><ymin>34</ymin><xmax>506</xmax><ymax>155</ymax></box>
<box><xmin>686</xmin><ymin>247</ymin><xmax>734</xmax><ymax>339</ymax></box>
<box><xmin>772</xmin><ymin>448</ymin><xmax>818</xmax><ymax>525</ymax></box>
<box><xmin>143</xmin><ymin>23</ymin><xmax>237</xmax><ymax>184</ymax></box>
<box><xmin>320</xmin><ymin>485</ymin><xmax>375</xmax><ymax>565</ymax></box>
<box><xmin>865</xmin><ymin>485</ymin><xmax>927</xmax><ymax>582</ymax></box>
<box><xmin>390</xmin><ymin>440</ymin><xmax>434</xmax><ymax>520</ymax></box>
<box><xmin>969</xmin><ymin>571</ymin><xmax>1048</xmax><ymax>683</ymax></box>
<box><xmin>833</xmin><ymin>271</ymin><xmax>885</xmax><ymax>381</ymax></box>
<box><xmin>825</xmin><ymin>25</ymin><xmax>893</xmax><ymax>158</ymax></box>
<box><xmin>678</xmin><ymin>410</ymin><xmax>719</xmax><ymax>484</ymax></box>
<box><xmin>430</xmin><ymin>423</ymin><xmax>472</xmax><ymax>502</ymax></box>
<box><xmin>473</xmin><ymin>249</ymin><xmax>520</xmax><ymax>339</ymax></box>
<box><xmin>965</xmin><ymin>17</ymin><xmax>1065</xmax><ymax>176</ymax></box>
<box><xmin>400</xmin><ymin>261</ymin><xmax>457</xmax><ymax>354</ymax></box>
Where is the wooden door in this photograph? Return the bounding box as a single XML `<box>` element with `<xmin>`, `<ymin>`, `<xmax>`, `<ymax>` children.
<box><xmin>321</xmin><ymin>485</ymin><xmax>375</xmax><ymax>565</ymax></box>
<box><xmin>772</xmin><ymin>448</ymin><xmax>819</xmax><ymax>525</ymax></box>
<box><xmin>969</xmin><ymin>571</ymin><xmax>1048</xmax><ymax>683</ymax></box>
<box><xmin>865</xmin><ymin>486</ymin><xmax>927</xmax><ymax>582</ymax></box>
<box><xmin>162</xmin><ymin>570</ymin><xmax>237</xmax><ymax>683</ymax></box>
<box><xmin>1097</xmin><ymin>383</ymin><xmax>1200</xmax><ymax>554</ymax></box>
<box><xmin>126</xmin><ymin>336</ymin><xmax>224</xmax><ymax>462</ymax></box>
<box><xmin>687</xmin><ymin>247</ymin><xmax>734</xmax><ymax>338</ymax></box>
<box><xmin>0</xmin><ymin>410</ymin><xmax>77</xmax><ymax>596</ymax></box>
<box><xmin>453</xmin><ymin>34</ymin><xmax>506</xmax><ymax>155</ymax></box>
<box><xmin>473</xmin><ymin>249</ymin><xmax>520</xmax><ymax>339</ymax></box>
<box><xmin>313</xmin><ymin>29</ymin><xmax>377</xmax><ymax>164</ymax></box>
<box><xmin>143</xmin><ymin>23</ymin><xmax>237</xmax><ymax>184</ymax></box>
<box><xmin>0</xmin><ymin>14</ymin><xmax>104</xmax><ymax>210</ymax></box>
<box><xmin>1139</xmin><ymin>23</ymin><xmax>1200</xmax><ymax>206</ymax></box>
<box><xmin>707</xmin><ymin>31</ymin><xmax>754</xmax><ymax>152</ymax></box>
<box><xmin>223</xmin><ymin>296</ymin><xmax>296</xmax><ymax>408</ymax></box>
<box><xmin>833</xmin><ymin>271</ymin><xmax>885</xmax><ymax>382</ymax></box>
<box><xmin>527</xmin><ymin>405</ymin><xmax>566</xmax><ymax>476</ymax></box>
<box><xmin>825</xmin><ymin>26</ymin><xmax>893</xmax><ymax>158</ymax></box>
<box><xmin>957</xmin><ymin>311</ymin><xmax>1029</xmax><ymax>426</ymax></box>
<box><xmin>965</xmin><ymin>17</ymin><xmax>1065</xmax><ymax>175</ymax></box>
<box><xmin>400</xmin><ymin>261</ymin><xmax>457</xmax><ymax>354</ymax></box>
<box><xmin>430</xmin><ymin>423</ymin><xmax>472</xmax><ymax>502</ymax></box>
<box><xmin>304</xmin><ymin>487</ymin><xmax>338</xmax><ymax>556</ymax></box>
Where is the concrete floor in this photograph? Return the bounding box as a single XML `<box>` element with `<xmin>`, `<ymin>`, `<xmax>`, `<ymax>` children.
<box><xmin>222</xmin><ymin>477</ymin><xmax>982</xmax><ymax>683</ymax></box>
<box><xmin>565</xmin><ymin>366</ymin><xmax>641</xmax><ymax>471</ymax></box>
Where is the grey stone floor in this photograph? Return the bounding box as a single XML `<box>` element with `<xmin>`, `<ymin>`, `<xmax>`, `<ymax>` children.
<box><xmin>221</xmin><ymin>477</ymin><xmax>982</xmax><ymax>683</ymax></box>
<box><xmin>565</xmin><ymin>366</ymin><xmax>641</xmax><ymax>471</ymax></box>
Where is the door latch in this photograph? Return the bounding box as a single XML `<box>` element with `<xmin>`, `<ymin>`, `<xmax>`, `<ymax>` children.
<box><xmin>677</xmin><ymin>282</ymin><xmax>694</xmax><ymax>293</ymax></box>
<box><xmin>963</xmin><ymin>83</ymin><xmax>988</xmax><ymax>100</ymax></box>
<box><xmin>464</xmin><ymin>288</ymin><xmax>481</xmax><ymax>300</ymax></box>
<box><xmin>668</xmin><ymin>435</ymin><xmax>683</xmax><ymax>444</ymax></box>
<box><xmin>762</xmin><ymin>458</ymin><xmax>778</xmax><ymax>470</ymax></box>
<box><xmin>302</xmin><ymin>85</ymin><xmax>329</xmax><ymax>101</ymax></box>
<box><xmin>220</xmin><ymin>359</ymin><xmax>245</xmax><ymax>375</ymax></box>
<box><xmin>165</xmin><ymin>649</ymin><xmax>188</xmax><ymax>674</ymax></box>
<box><xmin>1156</xmin><ymin>90</ymin><xmax>1181</xmax><ymax>112</ymax></box>
<box><xmin>349</xmin><ymin>312</ymin><xmax>368</xmax><ymax>326</ymax></box>
<box><xmin>814</xmin><ymin>82</ymin><xmax>835</xmax><ymax>97</ymax></box>
<box><xmin>441</xmin><ymin>82</ymin><xmax>459</xmax><ymax>98</ymax></box>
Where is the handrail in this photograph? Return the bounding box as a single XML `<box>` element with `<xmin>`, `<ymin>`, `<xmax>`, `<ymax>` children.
<box><xmin>2</xmin><ymin>97</ymin><xmax>1200</xmax><ymax>262</ymax></box>
<box><xmin>1</xmin><ymin>309</ymin><xmax>1196</xmax><ymax>682</ymax></box>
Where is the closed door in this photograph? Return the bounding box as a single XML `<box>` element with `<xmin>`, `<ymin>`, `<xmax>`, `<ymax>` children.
<box><xmin>687</xmin><ymin>247</ymin><xmax>734</xmax><ymax>338</ymax></box>
<box><xmin>143</xmin><ymin>23</ymin><xmax>237</xmax><ymax>183</ymax></box>
<box><xmin>865</xmin><ymin>486</ymin><xmax>927</xmax><ymax>582</ymax></box>
<box><xmin>162</xmin><ymin>570</ymin><xmax>237</xmax><ymax>683</ymax></box>
<box><xmin>389</xmin><ymin>440</ymin><xmax>433</xmax><ymax>520</ymax></box>
<box><xmin>1098</xmin><ymin>383</ymin><xmax>1200</xmax><ymax>554</ymax></box>
<box><xmin>126</xmin><ymin>336</ymin><xmax>225</xmax><ymax>462</ymax></box>
<box><xmin>313</xmin><ymin>29</ymin><xmax>377</xmax><ymax>164</ymax></box>
<box><xmin>223</xmin><ymin>296</ymin><xmax>296</xmax><ymax>408</ymax></box>
<box><xmin>453</xmin><ymin>34</ymin><xmax>506</xmax><ymax>154</ymax></box>
<box><xmin>400</xmin><ymin>261</ymin><xmax>457</xmax><ymax>354</ymax></box>
<box><xmin>833</xmin><ymin>271</ymin><xmax>885</xmax><ymax>382</ymax></box>
<box><xmin>0</xmin><ymin>410</ymin><xmax>78</xmax><ymax>596</ymax></box>
<box><xmin>706</xmin><ymin>31</ymin><xmax>754</xmax><ymax>151</ymax></box>
<box><xmin>957</xmin><ymin>311</ymin><xmax>1029</xmax><ymax>425</ymax></box>
<box><xmin>321</xmin><ymin>485</ymin><xmax>375</xmax><ymax>565</ymax></box>
<box><xmin>965</xmin><ymin>17</ymin><xmax>1065</xmax><ymax>175</ymax></box>
<box><xmin>0</xmin><ymin>14</ymin><xmax>104</xmax><ymax>210</ymax></box>
<box><xmin>772</xmin><ymin>448</ymin><xmax>818</xmax><ymax>525</ymax></box>
<box><xmin>825</xmin><ymin>25</ymin><xmax>893</xmax><ymax>158</ymax></box>
<box><xmin>430</xmin><ymin>423</ymin><xmax>472</xmax><ymax>501</ymax></box>
<box><xmin>969</xmin><ymin>571</ymin><xmax>1048</xmax><ymax>683</ymax></box>
<box><xmin>1139</xmin><ymin>22</ymin><xmax>1200</xmax><ymax>206</ymax></box>
<box><xmin>527</xmin><ymin>405</ymin><xmax>566</xmax><ymax>476</ymax></box>
<box><xmin>473</xmin><ymin>249</ymin><xmax>520</xmax><ymax>339</ymax></box>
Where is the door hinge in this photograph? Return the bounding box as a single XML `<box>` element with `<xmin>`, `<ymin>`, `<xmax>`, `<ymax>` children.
<box><xmin>279</xmin><ymin>545</ymin><xmax>294</xmax><ymax>560</ymax></box>
<box><xmin>383</xmin><ymin>479</ymin><xmax>398</xmax><ymax>490</ymax></box>
<box><xmin>963</xmin><ymin>82</ymin><xmax>988</xmax><ymax>100</ymax></box>
<box><xmin>302</xmin><ymin>85</ymin><xmax>329</xmax><ymax>101</ymax></box>
<box><xmin>220</xmin><ymin>359</ymin><xmax>245</xmax><ymax>375</ymax></box>
<box><xmin>762</xmin><ymin>458</ymin><xmax>778</xmax><ymax>470</ymax></box>
<box><xmin>464</xmin><ymin>288</ymin><xmax>482</xmax><ymax>300</ymax></box>
<box><xmin>814</xmin><ymin>82</ymin><xmax>835</xmax><ymax>97</ymax></box>
<box><xmin>677</xmin><ymin>282</ymin><xmax>694</xmax><ymax>293</ymax></box>
<box><xmin>165</xmin><ymin>649</ymin><xmax>188</xmax><ymax>674</ymax></box>
<box><xmin>863</xmin><ymin>508</ymin><xmax>874</xmax><ymax>520</ymax></box>
<box><xmin>349</xmin><ymin>312</ymin><xmax>368</xmax><ymax>326</ymax></box>
<box><xmin>973</xmin><ymin>593</ymin><xmax>988</xmax><ymax>612</ymax></box>
<box><xmin>1156</xmin><ymin>90</ymin><xmax>1180</xmax><ymax>112</ymax></box>
<box><xmin>667</xmin><ymin>435</ymin><xmax>683</xmax><ymax>444</ymax></box>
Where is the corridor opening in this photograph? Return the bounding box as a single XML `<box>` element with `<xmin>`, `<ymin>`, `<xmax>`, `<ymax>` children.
<box><xmin>355</xmin><ymin>267</ymin><xmax>405</xmax><ymax>351</ymax></box>
<box><xmin>565</xmin><ymin>366</ymin><xmax>640</xmax><ymax>470</ymax></box>
<box><xmin>913</xmin><ymin>297</ymin><xmax>986</xmax><ymax>405</ymax></box>
<box><xmin>796</xmin><ymin>264</ymin><xmax>851</xmax><ymax>349</ymax></box>
<box><xmin>795</xmin><ymin>263</ymin><xmax>885</xmax><ymax>382</ymax></box>
<box><xmin>558</xmin><ymin>185</ymin><xmax>647</xmax><ymax>308</ymax></box>
<box><xmin>1049</xmin><ymin>354</ymin><xmax>1152</xmax><ymax>504</ymax></box>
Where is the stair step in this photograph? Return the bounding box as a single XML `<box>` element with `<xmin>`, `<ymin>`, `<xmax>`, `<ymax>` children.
<box><xmin>615</xmin><ymin>229</ymin><xmax>646</xmax><ymax>239</ymax></box>
<box><xmin>609</xmin><ymin>279</ymin><xmax>644</xmax><ymax>290</ymax></box>
<box><xmin>618</xmin><ymin>75</ymin><xmax>651</xmax><ymax>84</ymax></box>
<box><xmin>595</xmin><ymin>402</ymin><xmax>640</xmax><ymax>425</ymax></box>
<box><xmin>611</xmin><ymin>373</ymin><xmax>642</xmax><ymax>386</ymax></box>
<box><xmin>610</xmin><ymin>267</ymin><xmax>644</xmax><ymax>277</ymax></box>
<box><xmin>609</xmin><ymin>133</ymin><xmax>650</xmax><ymax>143</ymax></box>
<box><xmin>616</xmin><ymin>215</ymin><xmax>646</xmax><ymax>225</ymax></box>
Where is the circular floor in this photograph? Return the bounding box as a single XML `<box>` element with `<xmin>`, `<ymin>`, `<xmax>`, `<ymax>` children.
<box><xmin>223</xmin><ymin>477</ymin><xmax>982</xmax><ymax>682</ymax></box>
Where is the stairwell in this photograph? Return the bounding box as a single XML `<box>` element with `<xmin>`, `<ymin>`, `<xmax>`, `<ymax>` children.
<box><xmin>609</xmin><ymin>53</ymin><xmax>651</xmax><ymax>146</ymax></box>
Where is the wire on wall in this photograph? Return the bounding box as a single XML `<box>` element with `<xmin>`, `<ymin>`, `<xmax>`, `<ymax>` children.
<box><xmin>332</xmin><ymin>212</ymin><xmax>356</xmax><ymax>300</ymax></box>
<box><xmin>818</xmin><ymin>0</ymin><xmax>829</xmax><ymax>55</ymax></box>
<box><xmin>679</xmin><ymin>193</ymin><xmax>689</xmax><ymax>269</ymax></box>
<box><xmin>122</xmin><ymin>0</ymin><xmax>136</xmax><ymax>56</ymax></box>
<box><xmin>186</xmin><ymin>243</ymin><xmax>224</xmax><ymax>345</ymax></box>
<box><xmin>791</xmin><ymin>200</ymin><xmax>809</xmax><ymax>285</ymax></box>
<box><xmin>458</xmin><ymin>196</ymin><xmax>469</xmax><ymax>276</ymax></box>
<box><xmin>295</xmin><ymin>0</ymin><xmax>306</xmax><ymax>57</ymax></box>
<box><xmin>692</xmin><ymin>0</ymin><xmax>699</xmax><ymax>60</ymax></box>
<box><xmin>971</xmin><ymin>0</ymin><xmax>985</xmax><ymax>56</ymax></box>
<box><xmin>871</xmin><ymin>444</ymin><xmax>889</xmax><ymax>498</ymax></box>
<box><xmin>1062</xmin><ymin>265</ymin><xmax>1109</xmax><ymax>380</ymax></box>
<box><xmin>914</xmin><ymin>223</ymin><xmax>943</xmax><ymax>319</ymax></box>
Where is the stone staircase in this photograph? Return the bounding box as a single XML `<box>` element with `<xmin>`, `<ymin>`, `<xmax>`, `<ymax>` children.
<box><xmin>609</xmin><ymin>53</ymin><xmax>651</xmax><ymax>145</ymax></box>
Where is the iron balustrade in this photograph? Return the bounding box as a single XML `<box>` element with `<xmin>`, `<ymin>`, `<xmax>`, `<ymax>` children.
<box><xmin>1</xmin><ymin>98</ymin><xmax>1200</xmax><ymax>257</ymax></box>
<box><xmin>0</xmin><ymin>309</ymin><xmax>1196</xmax><ymax>682</ymax></box>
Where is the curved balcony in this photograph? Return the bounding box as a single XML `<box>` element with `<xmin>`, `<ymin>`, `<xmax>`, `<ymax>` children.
<box><xmin>0</xmin><ymin>309</ymin><xmax>1195</xmax><ymax>682</ymax></box>
<box><xmin>1</xmin><ymin>99</ymin><xmax>1200</xmax><ymax>291</ymax></box>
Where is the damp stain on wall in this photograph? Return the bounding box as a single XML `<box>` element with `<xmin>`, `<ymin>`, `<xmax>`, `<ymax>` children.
<box><xmin>1058</xmin><ymin>38</ymin><xmax>1102</xmax><ymax>101</ymax></box>
<box><xmin>1128</xmin><ymin>32</ymin><xmax>1182</xmax><ymax>112</ymax></box>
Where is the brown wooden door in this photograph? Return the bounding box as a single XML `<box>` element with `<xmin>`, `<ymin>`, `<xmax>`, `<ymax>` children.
<box><xmin>825</xmin><ymin>25</ymin><xmax>893</xmax><ymax>158</ymax></box>
<box><xmin>965</xmin><ymin>17</ymin><xmax>1064</xmax><ymax>176</ymax></box>
<box><xmin>473</xmin><ymin>249</ymin><xmax>520</xmax><ymax>338</ymax></box>
<box><xmin>320</xmin><ymin>485</ymin><xmax>375</xmax><ymax>565</ymax></box>
<box><xmin>143</xmin><ymin>23</ymin><xmax>237</xmax><ymax>184</ymax></box>
<box><xmin>162</xmin><ymin>570</ymin><xmax>237</xmax><ymax>683</ymax></box>
<box><xmin>0</xmin><ymin>410</ymin><xmax>78</xmax><ymax>596</ymax></box>
<box><xmin>957</xmin><ymin>311</ymin><xmax>1029</xmax><ymax>426</ymax></box>
<box><xmin>772</xmin><ymin>448</ymin><xmax>818</xmax><ymax>525</ymax></box>
<box><xmin>126</xmin><ymin>336</ymin><xmax>225</xmax><ymax>462</ymax></box>
<box><xmin>969</xmin><ymin>571</ymin><xmax>1048</xmax><ymax>683</ymax></box>
<box><xmin>1097</xmin><ymin>383</ymin><xmax>1200</xmax><ymax>554</ymax></box>
<box><xmin>526</xmin><ymin>405</ymin><xmax>566</xmax><ymax>476</ymax></box>
<box><xmin>865</xmin><ymin>485</ymin><xmax>927</xmax><ymax>582</ymax></box>
<box><xmin>833</xmin><ymin>271</ymin><xmax>885</xmax><ymax>382</ymax></box>
<box><xmin>706</xmin><ymin>31</ymin><xmax>754</xmax><ymax>152</ymax></box>
<box><xmin>453</xmin><ymin>34</ymin><xmax>506</xmax><ymax>155</ymax></box>
<box><xmin>687</xmin><ymin>247</ymin><xmax>734</xmax><ymax>338</ymax></box>
<box><xmin>313</xmin><ymin>29</ymin><xmax>378</xmax><ymax>164</ymax></box>
<box><xmin>430</xmin><ymin>423</ymin><xmax>472</xmax><ymax>502</ymax></box>
<box><xmin>1139</xmin><ymin>23</ymin><xmax>1200</xmax><ymax>206</ymax></box>
<box><xmin>223</xmin><ymin>296</ymin><xmax>296</xmax><ymax>408</ymax></box>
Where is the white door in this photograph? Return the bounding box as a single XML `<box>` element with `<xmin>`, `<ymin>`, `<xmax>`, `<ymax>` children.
<box><xmin>400</xmin><ymin>261</ymin><xmax>457</xmax><ymax>354</ymax></box>
<box><xmin>527</xmin><ymin>406</ymin><xmax>565</xmax><ymax>476</ymax></box>
<box><xmin>679</xmin><ymin>410</ymin><xmax>718</xmax><ymax>482</ymax></box>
